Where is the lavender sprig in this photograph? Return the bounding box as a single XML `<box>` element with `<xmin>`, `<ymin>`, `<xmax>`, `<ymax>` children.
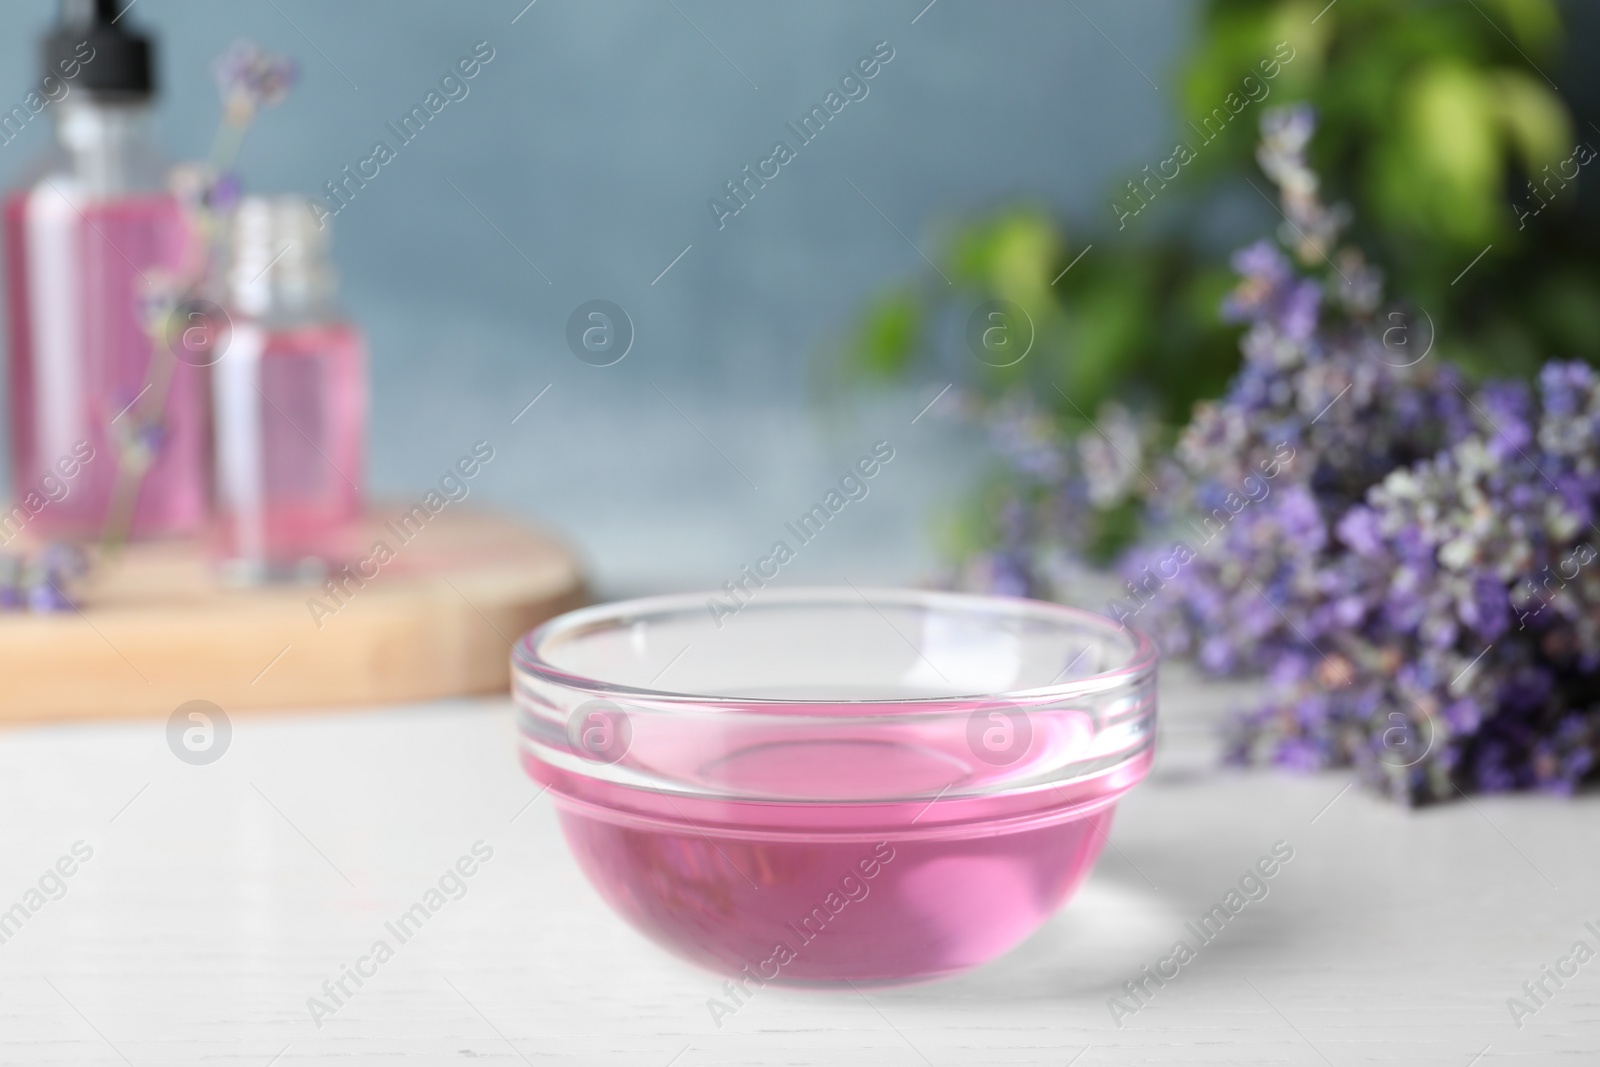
<box><xmin>99</xmin><ymin>42</ymin><xmax>297</xmax><ymax>563</ymax></box>
<box><xmin>1127</xmin><ymin>107</ymin><xmax>1600</xmax><ymax>803</ymax></box>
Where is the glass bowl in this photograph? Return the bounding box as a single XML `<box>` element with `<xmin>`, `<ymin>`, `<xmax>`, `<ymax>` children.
<box><xmin>513</xmin><ymin>587</ymin><xmax>1157</xmax><ymax>986</ymax></box>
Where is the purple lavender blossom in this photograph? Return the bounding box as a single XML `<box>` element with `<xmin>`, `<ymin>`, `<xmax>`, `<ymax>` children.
<box><xmin>21</xmin><ymin>543</ymin><xmax>87</xmax><ymax>613</ymax></box>
<box><xmin>207</xmin><ymin>172</ymin><xmax>243</xmax><ymax>215</ymax></box>
<box><xmin>213</xmin><ymin>41</ymin><xmax>297</xmax><ymax>116</ymax></box>
<box><xmin>1138</xmin><ymin>108</ymin><xmax>1600</xmax><ymax>803</ymax></box>
<box><xmin>0</xmin><ymin>556</ymin><xmax>22</xmax><ymax>610</ymax></box>
<box><xmin>952</xmin><ymin>104</ymin><xmax>1600</xmax><ymax>804</ymax></box>
<box><xmin>27</xmin><ymin>575</ymin><xmax>73</xmax><ymax>613</ymax></box>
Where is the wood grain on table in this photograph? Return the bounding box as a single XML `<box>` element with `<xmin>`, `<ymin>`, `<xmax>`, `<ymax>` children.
<box><xmin>0</xmin><ymin>507</ymin><xmax>584</xmax><ymax>723</ymax></box>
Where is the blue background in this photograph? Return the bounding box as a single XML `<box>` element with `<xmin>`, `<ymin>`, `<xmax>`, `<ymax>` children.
<box><xmin>0</xmin><ymin>0</ymin><xmax>1192</xmax><ymax>593</ymax></box>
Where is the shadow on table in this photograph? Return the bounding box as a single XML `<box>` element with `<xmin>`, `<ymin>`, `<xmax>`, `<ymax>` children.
<box><xmin>890</xmin><ymin>857</ymin><xmax>1313</xmax><ymax>1006</ymax></box>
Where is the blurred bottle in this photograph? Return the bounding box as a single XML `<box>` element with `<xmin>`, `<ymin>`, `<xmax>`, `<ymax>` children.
<box><xmin>3</xmin><ymin>0</ymin><xmax>206</xmax><ymax>539</ymax></box>
<box><xmin>213</xmin><ymin>196</ymin><xmax>366</xmax><ymax>582</ymax></box>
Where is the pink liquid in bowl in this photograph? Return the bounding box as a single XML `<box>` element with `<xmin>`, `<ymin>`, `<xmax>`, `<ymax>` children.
<box><xmin>515</xmin><ymin>590</ymin><xmax>1157</xmax><ymax>985</ymax></box>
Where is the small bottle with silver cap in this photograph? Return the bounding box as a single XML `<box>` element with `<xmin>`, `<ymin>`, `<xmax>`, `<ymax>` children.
<box><xmin>213</xmin><ymin>194</ymin><xmax>366</xmax><ymax>582</ymax></box>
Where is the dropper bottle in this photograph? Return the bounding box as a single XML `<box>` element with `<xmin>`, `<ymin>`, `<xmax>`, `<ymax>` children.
<box><xmin>3</xmin><ymin>0</ymin><xmax>207</xmax><ymax>539</ymax></box>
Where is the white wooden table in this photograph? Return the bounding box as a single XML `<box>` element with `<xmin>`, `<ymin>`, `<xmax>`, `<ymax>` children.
<box><xmin>1</xmin><ymin>663</ymin><xmax>1594</xmax><ymax>1065</ymax></box>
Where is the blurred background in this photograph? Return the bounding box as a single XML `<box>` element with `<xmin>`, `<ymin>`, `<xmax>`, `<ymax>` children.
<box><xmin>2</xmin><ymin>0</ymin><xmax>1596</xmax><ymax>689</ymax></box>
<box><xmin>0</xmin><ymin>0</ymin><xmax>1207</xmax><ymax>595</ymax></box>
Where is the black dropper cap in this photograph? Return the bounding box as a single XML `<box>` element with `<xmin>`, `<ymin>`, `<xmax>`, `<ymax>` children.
<box><xmin>43</xmin><ymin>0</ymin><xmax>156</xmax><ymax>99</ymax></box>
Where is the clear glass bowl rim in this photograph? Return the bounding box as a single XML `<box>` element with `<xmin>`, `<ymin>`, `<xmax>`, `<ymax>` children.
<box><xmin>513</xmin><ymin>586</ymin><xmax>1158</xmax><ymax>712</ymax></box>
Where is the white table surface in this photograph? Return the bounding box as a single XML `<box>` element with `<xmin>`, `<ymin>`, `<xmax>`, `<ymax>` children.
<box><xmin>2</xmin><ymin>663</ymin><xmax>1595</xmax><ymax>1066</ymax></box>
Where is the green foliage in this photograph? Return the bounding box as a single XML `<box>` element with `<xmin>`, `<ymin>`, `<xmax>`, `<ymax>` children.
<box><xmin>848</xmin><ymin>286</ymin><xmax>920</xmax><ymax>378</ymax></box>
<box><xmin>1190</xmin><ymin>0</ymin><xmax>1590</xmax><ymax>375</ymax></box>
<box><xmin>844</xmin><ymin>213</ymin><xmax>1241</xmax><ymax>426</ymax></box>
<box><xmin>834</xmin><ymin>0</ymin><xmax>1596</xmax><ymax>560</ymax></box>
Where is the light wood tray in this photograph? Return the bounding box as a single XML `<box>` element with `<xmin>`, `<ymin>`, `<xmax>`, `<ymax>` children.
<box><xmin>0</xmin><ymin>506</ymin><xmax>586</xmax><ymax>723</ymax></box>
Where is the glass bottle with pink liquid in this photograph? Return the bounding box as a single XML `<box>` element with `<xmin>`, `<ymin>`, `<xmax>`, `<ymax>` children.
<box><xmin>4</xmin><ymin>0</ymin><xmax>206</xmax><ymax>539</ymax></box>
<box><xmin>212</xmin><ymin>196</ymin><xmax>365</xmax><ymax>582</ymax></box>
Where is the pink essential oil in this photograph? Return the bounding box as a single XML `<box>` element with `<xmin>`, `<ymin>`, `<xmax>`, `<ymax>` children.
<box><xmin>5</xmin><ymin>2</ymin><xmax>206</xmax><ymax>538</ymax></box>
<box><xmin>548</xmin><ymin>782</ymin><xmax>1119</xmax><ymax>984</ymax></box>
<box><xmin>212</xmin><ymin>196</ymin><xmax>366</xmax><ymax>581</ymax></box>
<box><xmin>515</xmin><ymin>591</ymin><xmax>1158</xmax><ymax>985</ymax></box>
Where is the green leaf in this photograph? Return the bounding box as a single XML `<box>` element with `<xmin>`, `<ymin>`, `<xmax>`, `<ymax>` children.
<box><xmin>1484</xmin><ymin>0</ymin><xmax>1562</xmax><ymax>51</ymax></box>
<box><xmin>1493</xmin><ymin>70</ymin><xmax>1572</xmax><ymax>176</ymax></box>
<box><xmin>849</xmin><ymin>290</ymin><xmax>921</xmax><ymax>378</ymax></box>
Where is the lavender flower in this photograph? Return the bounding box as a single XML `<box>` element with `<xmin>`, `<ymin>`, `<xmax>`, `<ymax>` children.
<box><xmin>1256</xmin><ymin>104</ymin><xmax>1349</xmax><ymax>269</ymax></box>
<box><xmin>213</xmin><ymin>41</ymin><xmax>297</xmax><ymax>121</ymax></box>
<box><xmin>28</xmin><ymin>578</ymin><xmax>73</xmax><ymax>613</ymax></box>
<box><xmin>1079</xmin><ymin>402</ymin><xmax>1146</xmax><ymax>507</ymax></box>
<box><xmin>22</xmin><ymin>543</ymin><xmax>85</xmax><ymax>613</ymax></box>
<box><xmin>950</xmin><ymin>104</ymin><xmax>1600</xmax><ymax>803</ymax></box>
<box><xmin>100</xmin><ymin>42</ymin><xmax>298</xmax><ymax>560</ymax></box>
<box><xmin>0</xmin><ymin>556</ymin><xmax>22</xmax><ymax>610</ymax></box>
<box><xmin>1131</xmin><ymin>107</ymin><xmax>1600</xmax><ymax>803</ymax></box>
<box><xmin>948</xmin><ymin>386</ymin><xmax>1162</xmax><ymax>596</ymax></box>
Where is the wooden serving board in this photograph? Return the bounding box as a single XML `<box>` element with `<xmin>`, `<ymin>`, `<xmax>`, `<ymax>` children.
<box><xmin>0</xmin><ymin>506</ymin><xmax>585</xmax><ymax>723</ymax></box>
